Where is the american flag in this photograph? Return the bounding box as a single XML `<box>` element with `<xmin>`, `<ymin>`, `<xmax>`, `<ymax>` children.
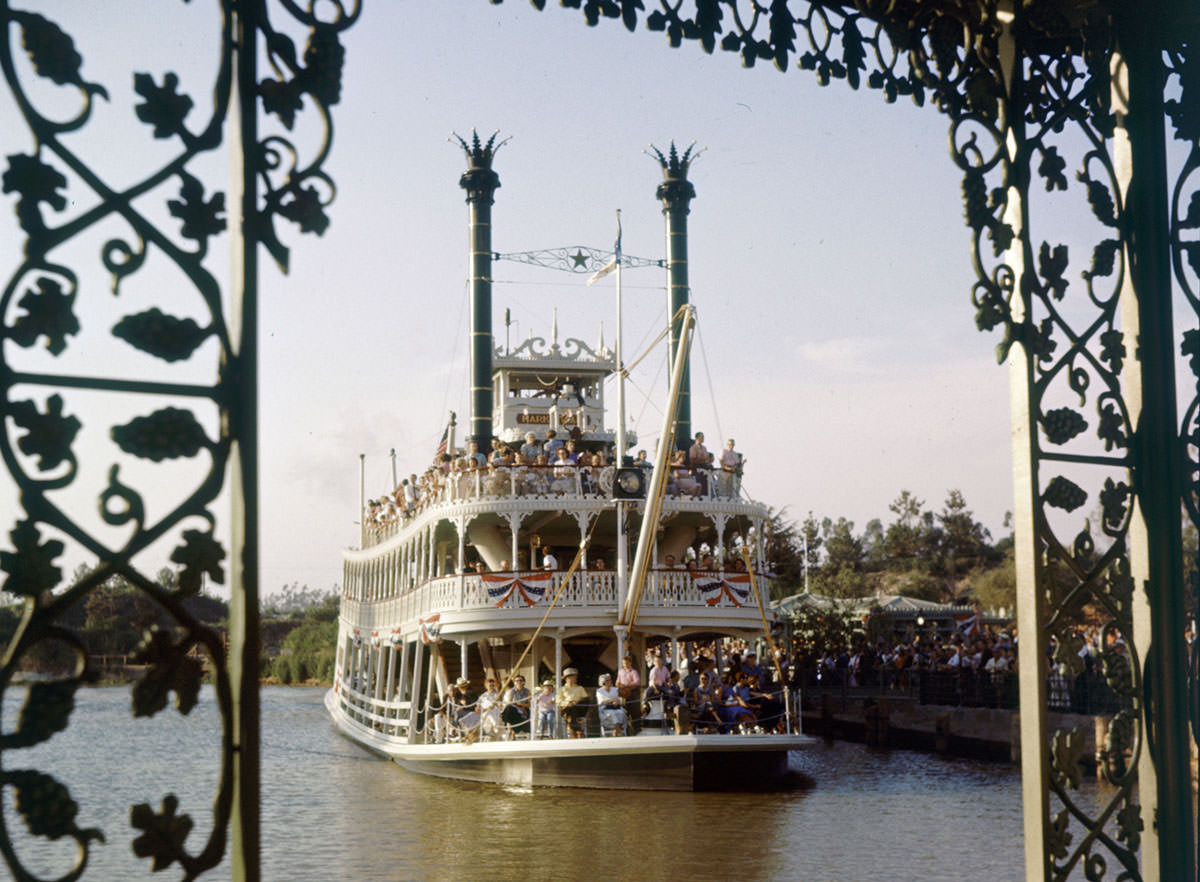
<box><xmin>434</xmin><ymin>411</ymin><xmax>455</xmax><ymax>461</ymax></box>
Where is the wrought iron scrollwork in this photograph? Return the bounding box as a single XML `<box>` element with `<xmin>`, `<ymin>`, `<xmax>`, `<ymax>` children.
<box><xmin>503</xmin><ymin>1</ymin><xmax>1195</xmax><ymax>878</ymax></box>
<box><xmin>0</xmin><ymin>2</ymin><xmax>356</xmax><ymax>878</ymax></box>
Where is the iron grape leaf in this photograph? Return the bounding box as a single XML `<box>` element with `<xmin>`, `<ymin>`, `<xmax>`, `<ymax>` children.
<box><xmin>1052</xmin><ymin>632</ymin><xmax>1086</xmax><ymax>679</ymax></box>
<box><xmin>131</xmin><ymin>628</ymin><xmax>202</xmax><ymax>718</ymax></box>
<box><xmin>0</xmin><ymin>520</ymin><xmax>64</xmax><ymax>597</ymax></box>
<box><xmin>1051</xmin><ymin>726</ymin><xmax>1087</xmax><ymax>789</ymax></box>
<box><xmin>1185</xmin><ymin>242</ymin><xmax>1200</xmax><ymax>282</ymax></box>
<box><xmin>169</xmin><ymin>529</ymin><xmax>226</xmax><ymax>597</ymax></box>
<box><xmin>276</xmin><ymin>184</ymin><xmax>329</xmax><ymax>235</ymax></box>
<box><xmin>2</xmin><ymin>154</ymin><xmax>68</xmax><ymax>233</ymax></box>
<box><xmin>131</xmin><ymin>794</ymin><xmax>193</xmax><ymax>872</ymax></box>
<box><xmin>1038</xmin><ymin>242</ymin><xmax>1069</xmax><ymax>300</ymax></box>
<box><xmin>1181</xmin><ymin>192</ymin><xmax>1200</xmax><ymax>229</ymax></box>
<box><xmin>1097</xmin><ymin>401</ymin><xmax>1127</xmax><ymax>451</ymax></box>
<box><xmin>3</xmin><ymin>680</ymin><xmax>78</xmax><ymax>749</ymax></box>
<box><xmin>9</xmin><ymin>276</ymin><xmax>79</xmax><ymax>355</ymax></box>
<box><xmin>10</xmin><ymin>394</ymin><xmax>80</xmax><ymax>471</ymax></box>
<box><xmin>259</xmin><ymin>76</ymin><xmax>304</xmax><ymax>129</ymax></box>
<box><xmin>13</xmin><ymin>12</ymin><xmax>108</xmax><ymax>99</ymax></box>
<box><xmin>167</xmin><ymin>173</ymin><xmax>225</xmax><ymax>248</ymax></box>
<box><xmin>1037</xmin><ymin>146</ymin><xmax>1068</xmax><ymax>192</ymax></box>
<box><xmin>618</xmin><ymin>0</ymin><xmax>641</xmax><ymax>32</ymax></box>
<box><xmin>1116</xmin><ymin>801</ymin><xmax>1143</xmax><ymax>852</ymax></box>
<box><xmin>111</xmin><ymin>407</ymin><xmax>209</xmax><ymax>461</ymax></box>
<box><xmin>1099</xmin><ymin>327</ymin><xmax>1125</xmax><ymax>373</ymax></box>
<box><xmin>1047</xmin><ymin>807</ymin><xmax>1072</xmax><ymax>860</ymax></box>
<box><xmin>133</xmin><ymin>72</ymin><xmax>193</xmax><ymax>139</ymax></box>
<box><xmin>112</xmin><ymin>308</ymin><xmax>209</xmax><ymax>362</ymax></box>
<box><xmin>1183</xmin><ymin>329</ymin><xmax>1200</xmax><ymax>383</ymax></box>
<box><xmin>1099</xmin><ymin>478</ymin><xmax>1130</xmax><ymax>531</ymax></box>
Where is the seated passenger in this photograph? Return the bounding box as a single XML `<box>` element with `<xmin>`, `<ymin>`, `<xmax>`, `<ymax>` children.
<box><xmin>595</xmin><ymin>673</ymin><xmax>627</xmax><ymax>736</ymax></box>
<box><xmin>450</xmin><ymin>677</ymin><xmax>480</xmax><ymax>741</ymax></box>
<box><xmin>501</xmin><ymin>675</ymin><xmax>531</xmax><ymax>737</ymax></box>
<box><xmin>689</xmin><ymin>671</ymin><xmax>723</xmax><ymax>732</ymax></box>
<box><xmin>476</xmin><ymin>678</ymin><xmax>503</xmax><ymax>738</ymax></box>
<box><xmin>719</xmin><ymin>672</ymin><xmax>758</xmax><ymax>732</ymax></box>
<box><xmin>557</xmin><ymin>667</ymin><xmax>588</xmax><ymax>738</ymax></box>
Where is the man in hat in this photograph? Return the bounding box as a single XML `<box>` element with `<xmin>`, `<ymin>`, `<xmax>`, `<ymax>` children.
<box><xmin>501</xmin><ymin>675</ymin><xmax>531</xmax><ymax>738</ymax></box>
<box><xmin>557</xmin><ymin>667</ymin><xmax>588</xmax><ymax>738</ymax></box>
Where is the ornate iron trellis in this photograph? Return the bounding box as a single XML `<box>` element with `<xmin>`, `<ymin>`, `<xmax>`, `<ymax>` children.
<box><xmin>495</xmin><ymin>1</ymin><xmax>1199</xmax><ymax>880</ymax></box>
<box><xmin>0</xmin><ymin>2</ymin><xmax>356</xmax><ymax>879</ymax></box>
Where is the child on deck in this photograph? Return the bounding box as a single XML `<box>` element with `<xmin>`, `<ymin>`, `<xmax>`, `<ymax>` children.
<box><xmin>535</xmin><ymin>680</ymin><xmax>556</xmax><ymax>738</ymax></box>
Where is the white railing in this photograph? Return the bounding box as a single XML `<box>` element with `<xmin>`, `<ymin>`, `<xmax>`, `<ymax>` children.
<box><xmin>335</xmin><ymin>677</ymin><xmax>412</xmax><ymax>739</ymax></box>
<box><xmin>363</xmin><ymin>465</ymin><xmax>746</xmax><ymax>547</ymax></box>
<box><xmin>342</xmin><ymin>570</ymin><xmax>770</xmax><ymax>633</ymax></box>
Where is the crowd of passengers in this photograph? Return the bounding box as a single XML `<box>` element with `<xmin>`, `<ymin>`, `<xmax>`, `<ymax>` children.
<box><xmin>365</xmin><ymin>431</ymin><xmax>744</xmax><ymax>529</ymax></box>
<box><xmin>432</xmin><ymin>639</ymin><xmax>792</xmax><ymax>742</ymax></box>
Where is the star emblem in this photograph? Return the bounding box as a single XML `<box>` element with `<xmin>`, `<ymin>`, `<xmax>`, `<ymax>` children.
<box><xmin>570</xmin><ymin>249</ymin><xmax>589</xmax><ymax>269</ymax></box>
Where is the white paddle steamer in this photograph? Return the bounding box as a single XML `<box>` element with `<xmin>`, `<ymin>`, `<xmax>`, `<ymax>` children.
<box><xmin>326</xmin><ymin>135</ymin><xmax>809</xmax><ymax>790</ymax></box>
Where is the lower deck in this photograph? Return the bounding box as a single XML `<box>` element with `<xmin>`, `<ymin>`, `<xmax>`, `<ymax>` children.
<box><xmin>327</xmin><ymin>688</ymin><xmax>810</xmax><ymax>790</ymax></box>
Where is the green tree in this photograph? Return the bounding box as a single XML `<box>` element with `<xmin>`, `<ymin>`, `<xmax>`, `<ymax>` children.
<box><xmin>938</xmin><ymin>489</ymin><xmax>992</xmax><ymax>577</ymax></box>
<box><xmin>813</xmin><ymin>517</ymin><xmax>869</xmax><ymax>598</ymax></box>
<box><xmin>884</xmin><ymin>490</ymin><xmax>926</xmax><ymax>565</ymax></box>
<box><xmin>763</xmin><ymin>508</ymin><xmax>805</xmax><ymax>598</ymax></box>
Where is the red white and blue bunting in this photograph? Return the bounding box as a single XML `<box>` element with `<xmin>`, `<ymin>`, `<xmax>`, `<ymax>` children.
<box><xmin>482</xmin><ymin>572</ymin><xmax>554</xmax><ymax>607</ymax></box>
<box><xmin>696</xmin><ymin>573</ymin><xmax>752</xmax><ymax>607</ymax></box>
<box><xmin>955</xmin><ymin>611</ymin><xmax>979</xmax><ymax>638</ymax></box>
<box><xmin>419</xmin><ymin>614</ymin><xmax>442</xmax><ymax>644</ymax></box>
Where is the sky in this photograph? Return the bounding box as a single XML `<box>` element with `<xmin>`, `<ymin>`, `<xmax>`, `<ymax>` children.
<box><xmin>1</xmin><ymin>1</ymin><xmax>1016</xmax><ymax>599</ymax></box>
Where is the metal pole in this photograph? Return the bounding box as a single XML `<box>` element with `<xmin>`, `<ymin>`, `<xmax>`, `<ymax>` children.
<box><xmin>390</xmin><ymin>448</ymin><xmax>397</xmax><ymax>490</ymax></box>
<box><xmin>229</xmin><ymin>9</ymin><xmax>261</xmax><ymax>877</ymax></box>
<box><xmin>359</xmin><ymin>453</ymin><xmax>366</xmax><ymax>548</ymax></box>
<box><xmin>615</xmin><ymin>208</ymin><xmax>630</xmax><ymax>622</ymax></box>
<box><xmin>1112</xmin><ymin>14</ymin><xmax>1195</xmax><ymax>876</ymax></box>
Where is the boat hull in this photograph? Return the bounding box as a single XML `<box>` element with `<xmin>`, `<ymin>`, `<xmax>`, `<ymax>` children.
<box><xmin>326</xmin><ymin>689</ymin><xmax>810</xmax><ymax>791</ymax></box>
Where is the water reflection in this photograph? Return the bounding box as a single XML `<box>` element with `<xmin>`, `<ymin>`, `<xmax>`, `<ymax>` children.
<box><xmin>3</xmin><ymin>686</ymin><xmax>1117</xmax><ymax>881</ymax></box>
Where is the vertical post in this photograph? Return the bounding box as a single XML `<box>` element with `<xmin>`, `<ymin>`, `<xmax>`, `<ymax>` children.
<box><xmin>1111</xmin><ymin>15</ymin><xmax>1195</xmax><ymax>877</ymax></box>
<box><xmin>407</xmin><ymin>644</ymin><xmax>424</xmax><ymax>744</ymax></box>
<box><xmin>228</xmin><ymin>7</ymin><xmax>261</xmax><ymax>879</ymax></box>
<box><xmin>554</xmin><ymin>631</ymin><xmax>563</xmax><ymax>738</ymax></box>
<box><xmin>653</xmin><ymin>142</ymin><xmax>697</xmax><ymax>446</ymax></box>
<box><xmin>359</xmin><ymin>453</ymin><xmax>366</xmax><ymax>548</ymax></box>
<box><xmin>458</xmin><ymin>134</ymin><xmax>503</xmax><ymax>451</ymax></box>
<box><xmin>979</xmin><ymin>9</ymin><xmax>1053</xmax><ymax>878</ymax></box>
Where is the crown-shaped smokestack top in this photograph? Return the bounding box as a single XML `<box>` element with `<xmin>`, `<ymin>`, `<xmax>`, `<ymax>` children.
<box><xmin>453</xmin><ymin>129</ymin><xmax>509</xmax><ymax>170</ymax></box>
<box><xmin>649</xmin><ymin>140</ymin><xmax>702</xmax><ymax>207</ymax></box>
<box><xmin>649</xmin><ymin>140</ymin><xmax>700</xmax><ymax>180</ymax></box>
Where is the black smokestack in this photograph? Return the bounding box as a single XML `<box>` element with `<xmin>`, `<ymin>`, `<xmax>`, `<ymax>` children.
<box><xmin>455</xmin><ymin>130</ymin><xmax>506</xmax><ymax>451</ymax></box>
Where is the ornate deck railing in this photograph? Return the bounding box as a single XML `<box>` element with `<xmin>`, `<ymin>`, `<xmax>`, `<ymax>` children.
<box><xmin>340</xmin><ymin>569</ymin><xmax>771</xmax><ymax>635</ymax></box>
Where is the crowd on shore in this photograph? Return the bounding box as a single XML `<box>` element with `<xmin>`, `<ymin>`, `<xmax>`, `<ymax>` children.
<box><xmin>791</xmin><ymin>621</ymin><xmax>1172</xmax><ymax>714</ymax></box>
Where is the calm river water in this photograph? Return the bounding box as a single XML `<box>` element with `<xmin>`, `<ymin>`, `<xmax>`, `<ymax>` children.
<box><xmin>3</xmin><ymin>685</ymin><xmax>1113</xmax><ymax>881</ymax></box>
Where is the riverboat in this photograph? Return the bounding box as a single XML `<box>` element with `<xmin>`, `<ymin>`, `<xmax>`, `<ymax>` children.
<box><xmin>325</xmin><ymin>135</ymin><xmax>810</xmax><ymax>790</ymax></box>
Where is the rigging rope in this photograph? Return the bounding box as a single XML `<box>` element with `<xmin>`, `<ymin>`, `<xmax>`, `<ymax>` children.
<box><xmin>695</xmin><ymin>318</ymin><xmax>724</xmax><ymax>448</ymax></box>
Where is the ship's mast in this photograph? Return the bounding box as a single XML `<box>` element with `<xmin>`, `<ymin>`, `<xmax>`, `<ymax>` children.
<box><xmin>614</xmin><ymin>210</ymin><xmax>629</xmax><ymax>631</ymax></box>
